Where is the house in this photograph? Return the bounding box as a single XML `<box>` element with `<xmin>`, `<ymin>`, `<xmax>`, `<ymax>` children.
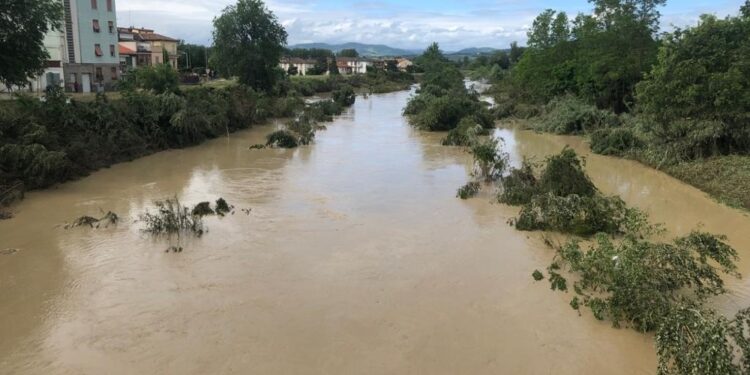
<box><xmin>26</xmin><ymin>29</ymin><xmax>67</xmax><ymax>92</ymax></box>
<box><xmin>397</xmin><ymin>58</ymin><xmax>413</xmax><ymax>72</ymax></box>
<box><xmin>118</xmin><ymin>27</ymin><xmax>179</xmax><ymax>71</ymax></box>
<box><xmin>335</xmin><ymin>57</ymin><xmax>372</xmax><ymax>75</ymax></box>
<box><xmin>280</xmin><ymin>58</ymin><xmax>317</xmax><ymax>76</ymax></box>
<box><xmin>62</xmin><ymin>0</ymin><xmax>121</xmax><ymax>92</ymax></box>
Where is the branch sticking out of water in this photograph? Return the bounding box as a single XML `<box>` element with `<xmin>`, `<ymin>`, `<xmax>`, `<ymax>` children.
<box><xmin>65</xmin><ymin>211</ymin><xmax>120</xmax><ymax>229</ymax></box>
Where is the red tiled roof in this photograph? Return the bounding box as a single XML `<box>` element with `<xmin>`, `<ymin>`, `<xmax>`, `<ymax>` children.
<box><xmin>119</xmin><ymin>45</ymin><xmax>136</xmax><ymax>55</ymax></box>
<box><xmin>137</xmin><ymin>32</ymin><xmax>178</xmax><ymax>42</ymax></box>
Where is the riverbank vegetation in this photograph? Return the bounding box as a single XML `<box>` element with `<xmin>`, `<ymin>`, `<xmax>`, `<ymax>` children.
<box><xmin>454</xmin><ymin>134</ymin><xmax>750</xmax><ymax>372</ymax></box>
<box><xmin>488</xmin><ymin>1</ymin><xmax>750</xmax><ymax>211</ymax></box>
<box><xmin>404</xmin><ymin>43</ymin><xmax>493</xmax><ymax>141</ymax></box>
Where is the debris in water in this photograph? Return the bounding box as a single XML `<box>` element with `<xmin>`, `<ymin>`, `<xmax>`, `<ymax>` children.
<box><xmin>192</xmin><ymin>202</ymin><xmax>215</xmax><ymax>217</ymax></box>
<box><xmin>0</xmin><ymin>209</ymin><xmax>12</xmax><ymax>220</ymax></box>
<box><xmin>65</xmin><ymin>211</ymin><xmax>120</xmax><ymax>229</ymax></box>
<box><xmin>0</xmin><ymin>248</ymin><xmax>19</xmax><ymax>255</ymax></box>
<box><xmin>241</xmin><ymin>208</ymin><xmax>252</xmax><ymax>215</ymax></box>
<box><xmin>249</xmin><ymin>144</ymin><xmax>266</xmax><ymax>150</ymax></box>
<box><xmin>165</xmin><ymin>246</ymin><xmax>183</xmax><ymax>253</ymax></box>
<box><xmin>215</xmin><ymin>198</ymin><xmax>233</xmax><ymax>216</ymax></box>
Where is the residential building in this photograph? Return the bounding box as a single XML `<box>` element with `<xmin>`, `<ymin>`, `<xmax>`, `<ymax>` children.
<box><xmin>26</xmin><ymin>29</ymin><xmax>67</xmax><ymax>92</ymax></box>
<box><xmin>118</xmin><ymin>27</ymin><xmax>179</xmax><ymax>72</ymax></box>
<box><xmin>62</xmin><ymin>0</ymin><xmax>121</xmax><ymax>92</ymax></box>
<box><xmin>335</xmin><ymin>57</ymin><xmax>372</xmax><ymax>75</ymax></box>
<box><xmin>397</xmin><ymin>58</ymin><xmax>413</xmax><ymax>72</ymax></box>
<box><xmin>280</xmin><ymin>58</ymin><xmax>318</xmax><ymax>76</ymax></box>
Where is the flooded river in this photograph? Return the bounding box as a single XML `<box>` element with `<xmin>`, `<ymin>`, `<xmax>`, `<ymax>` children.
<box><xmin>2</xmin><ymin>89</ymin><xmax>749</xmax><ymax>374</ymax></box>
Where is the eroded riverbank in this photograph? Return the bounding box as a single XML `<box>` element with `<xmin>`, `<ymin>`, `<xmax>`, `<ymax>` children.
<box><xmin>2</xmin><ymin>89</ymin><xmax>749</xmax><ymax>374</ymax></box>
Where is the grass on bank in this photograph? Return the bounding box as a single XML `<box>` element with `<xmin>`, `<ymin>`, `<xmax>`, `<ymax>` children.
<box><xmin>666</xmin><ymin>155</ymin><xmax>750</xmax><ymax>211</ymax></box>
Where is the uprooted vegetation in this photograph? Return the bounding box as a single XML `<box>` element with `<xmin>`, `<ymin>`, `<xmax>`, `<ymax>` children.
<box><xmin>533</xmin><ymin>222</ymin><xmax>750</xmax><ymax>375</ymax></box>
<box><xmin>264</xmin><ymin>86</ymin><xmax>357</xmax><ymax>149</ymax></box>
<box><xmin>140</xmin><ymin>197</ymin><xmax>206</xmax><ymax>237</ymax></box>
<box><xmin>498</xmin><ymin>147</ymin><xmax>643</xmax><ymax>236</ymax></box>
<box><xmin>65</xmin><ymin>211</ymin><xmax>120</xmax><ymax>229</ymax></box>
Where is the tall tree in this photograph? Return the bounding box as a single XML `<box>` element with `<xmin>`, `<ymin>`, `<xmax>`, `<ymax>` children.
<box><xmin>211</xmin><ymin>0</ymin><xmax>287</xmax><ymax>91</ymax></box>
<box><xmin>509</xmin><ymin>41</ymin><xmax>524</xmax><ymax>64</ymax></box>
<box><xmin>0</xmin><ymin>0</ymin><xmax>63</xmax><ymax>88</ymax></box>
<box><xmin>338</xmin><ymin>48</ymin><xmax>359</xmax><ymax>58</ymax></box>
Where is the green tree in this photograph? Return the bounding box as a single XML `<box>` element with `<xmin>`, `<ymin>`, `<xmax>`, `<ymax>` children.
<box><xmin>0</xmin><ymin>0</ymin><xmax>63</xmax><ymax>88</ymax></box>
<box><xmin>338</xmin><ymin>48</ymin><xmax>359</xmax><ymax>58</ymax></box>
<box><xmin>636</xmin><ymin>7</ymin><xmax>750</xmax><ymax>158</ymax></box>
<box><xmin>509</xmin><ymin>41</ymin><xmax>524</xmax><ymax>64</ymax></box>
<box><xmin>211</xmin><ymin>0</ymin><xmax>287</xmax><ymax>91</ymax></box>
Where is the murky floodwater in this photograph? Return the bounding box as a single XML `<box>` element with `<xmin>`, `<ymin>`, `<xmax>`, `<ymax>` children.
<box><xmin>2</xmin><ymin>89</ymin><xmax>750</xmax><ymax>374</ymax></box>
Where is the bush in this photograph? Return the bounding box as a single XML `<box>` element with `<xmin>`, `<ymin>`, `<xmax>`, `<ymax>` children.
<box><xmin>442</xmin><ymin>117</ymin><xmax>489</xmax><ymax>146</ymax></box>
<box><xmin>514</xmin><ymin>193</ymin><xmax>642</xmax><ymax>236</ymax></box>
<box><xmin>332</xmin><ymin>85</ymin><xmax>356</xmax><ymax>107</ymax></box>
<box><xmin>536</xmin><ymin>95</ymin><xmax>620</xmax><ymax>134</ymax></box>
<box><xmin>589</xmin><ymin>127</ymin><xmax>644</xmax><ymax>156</ymax></box>
<box><xmin>139</xmin><ymin>197</ymin><xmax>204</xmax><ymax>237</ymax></box>
<box><xmin>498</xmin><ymin>161</ymin><xmax>537</xmax><ymax>205</ymax></box>
<box><xmin>457</xmin><ymin>182</ymin><xmax>481</xmax><ymax>199</ymax></box>
<box><xmin>266</xmin><ymin>130</ymin><xmax>299</xmax><ymax>148</ymax></box>
<box><xmin>471</xmin><ymin>137</ymin><xmax>508</xmax><ymax>182</ymax></box>
<box><xmin>537</xmin><ymin>147</ymin><xmax>596</xmax><ymax>198</ymax></box>
<box><xmin>120</xmin><ymin>64</ymin><xmax>180</xmax><ymax>94</ymax></box>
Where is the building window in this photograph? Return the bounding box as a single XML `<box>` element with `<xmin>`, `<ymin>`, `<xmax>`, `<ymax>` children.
<box><xmin>95</xmin><ymin>67</ymin><xmax>103</xmax><ymax>82</ymax></box>
<box><xmin>95</xmin><ymin>44</ymin><xmax>103</xmax><ymax>57</ymax></box>
<box><xmin>111</xmin><ymin>67</ymin><xmax>118</xmax><ymax>80</ymax></box>
<box><xmin>110</xmin><ymin>44</ymin><xmax>115</xmax><ymax>57</ymax></box>
<box><xmin>107</xmin><ymin>0</ymin><xmax>112</xmax><ymax>11</ymax></box>
<box><xmin>93</xmin><ymin>19</ymin><xmax>100</xmax><ymax>33</ymax></box>
<box><xmin>108</xmin><ymin>21</ymin><xmax>114</xmax><ymax>33</ymax></box>
<box><xmin>91</xmin><ymin>0</ymin><xmax>97</xmax><ymax>9</ymax></box>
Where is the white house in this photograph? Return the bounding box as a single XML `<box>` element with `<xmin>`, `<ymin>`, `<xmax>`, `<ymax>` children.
<box><xmin>280</xmin><ymin>58</ymin><xmax>318</xmax><ymax>76</ymax></box>
<box><xmin>336</xmin><ymin>57</ymin><xmax>372</xmax><ymax>75</ymax></box>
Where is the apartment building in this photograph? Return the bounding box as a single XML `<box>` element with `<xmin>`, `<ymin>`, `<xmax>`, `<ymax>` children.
<box><xmin>62</xmin><ymin>0</ymin><xmax>120</xmax><ymax>92</ymax></box>
<box><xmin>118</xmin><ymin>27</ymin><xmax>179</xmax><ymax>72</ymax></box>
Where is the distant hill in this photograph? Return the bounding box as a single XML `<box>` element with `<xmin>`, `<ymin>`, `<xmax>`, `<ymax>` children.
<box><xmin>288</xmin><ymin>43</ymin><xmax>419</xmax><ymax>57</ymax></box>
<box><xmin>450</xmin><ymin>47</ymin><xmax>499</xmax><ymax>55</ymax></box>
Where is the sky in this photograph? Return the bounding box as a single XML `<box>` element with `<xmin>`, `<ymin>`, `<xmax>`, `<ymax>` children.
<box><xmin>115</xmin><ymin>0</ymin><xmax>746</xmax><ymax>51</ymax></box>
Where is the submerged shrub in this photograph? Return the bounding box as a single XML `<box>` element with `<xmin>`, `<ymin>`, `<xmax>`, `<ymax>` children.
<box><xmin>471</xmin><ymin>137</ymin><xmax>509</xmax><ymax>182</ymax></box>
<box><xmin>332</xmin><ymin>85</ymin><xmax>356</xmax><ymax>107</ymax></box>
<box><xmin>551</xmin><ymin>230</ymin><xmax>739</xmax><ymax>331</ymax></box>
<box><xmin>498</xmin><ymin>161</ymin><xmax>538</xmax><ymax>205</ymax></box>
<box><xmin>266</xmin><ymin>130</ymin><xmax>299</xmax><ymax>148</ymax></box>
<box><xmin>442</xmin><ymin>117</ymin><xmax>489</xmax><ymax>146</ymax></box>
<box><xmin>537</xmin><ymin>148</ymin><xmax>596</xmax><ymax>198</ymax></box>
<box><xmin>457</xmin><ymin>182</ymin><xmax>481</xmax><ymax>200</ymax></box>
<box><xmin>536</xmin><ymin>95</ymin><xmax>620</xmax><ymax>134</ymax></box>
<box><xmin>589</xmin><ymin>127</ymin><xmax>644</xmax><ymax>156</ymax></box>
<box><xmin>140</xmin><ymin>197</ymin><xmax>204</xmax><ymax>237</ymax></box>
<box><xmin>192</xmin><ymin>202</ymin><xmax>215</xmax><ymax>216</ymax></box>
<box><xmin>514</xmin><ymin>193</ymin><xmax>643</xmax><ymax>236</ymax></box>
<box><xmin>215</xmin><ymin>198</ymin><xmax>232</xmax><ymax>216</ymax></box>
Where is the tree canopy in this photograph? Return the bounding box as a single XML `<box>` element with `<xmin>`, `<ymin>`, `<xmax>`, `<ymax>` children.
<box><xmin>211</xmin><ymin>0</ymin><xmax>287</xmax><ymax>91</ymax></box>
<box><xmin>511</xmin><ymin>0</ymin><xmax>665</xmax><ymax>113</ymax></box>
<box><xmin>0</xmin><ymin>0</ymin><xmax>63</xmax><ymax>88</ymax></box>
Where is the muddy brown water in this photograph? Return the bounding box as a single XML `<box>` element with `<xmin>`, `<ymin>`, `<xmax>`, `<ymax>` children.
<box><xmin>2</xmin><ymin>89</ymin><xmax>749</xmax><ymax>374</ymax></box>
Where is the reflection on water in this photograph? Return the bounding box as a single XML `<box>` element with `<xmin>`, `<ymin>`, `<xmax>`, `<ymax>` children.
<box><xmin>1</xmin><ymin>89</ymin><xmax>748</xmax><ymax>374</ymax></box>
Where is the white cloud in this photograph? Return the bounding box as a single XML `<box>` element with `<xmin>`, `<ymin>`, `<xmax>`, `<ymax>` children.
<box><xmin>115</xmin><ymin>0</ymin><xmax>747</xmax><ymax>51</ymax></box>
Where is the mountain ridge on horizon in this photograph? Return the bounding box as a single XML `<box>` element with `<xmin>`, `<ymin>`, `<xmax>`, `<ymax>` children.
<box><xmin>288</xmin><ymin>42</ymin><xmax>502</xmax><ymax>57</ymax></box>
